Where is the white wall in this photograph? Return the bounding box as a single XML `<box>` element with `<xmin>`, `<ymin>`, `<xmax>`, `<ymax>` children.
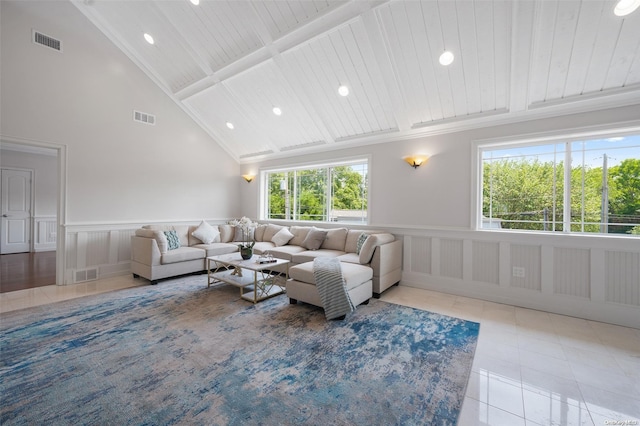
<box><xmin>1</xmin><ymin>1</ymin><xmax>240</xmax><ymax>282</ymax></box>
<box><xmin>241</xmin><ymin>106</ymin><xmax>640</xmax><ymax>328</ymax></box>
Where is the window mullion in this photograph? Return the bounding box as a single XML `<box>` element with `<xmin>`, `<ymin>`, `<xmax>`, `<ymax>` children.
<box><xmin>581</xmin><ymin>142</ymin><xmax>586</xmax><ymax>233</ymax></box>
<box><xmin>563</xmin><ymin>143</ymin><xmax>572</xmax><ymax>233</ymax></box>
<box><xmin>326</xmin><ymin>168</ymin><xmax>332</xmax><ymax>222</ymax></box>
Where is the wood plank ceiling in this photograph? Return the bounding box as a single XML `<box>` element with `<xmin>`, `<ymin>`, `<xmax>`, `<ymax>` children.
<box><xmin>74</xmin><ymin>0</ymin><xmax>640</xmax><ymax>163</ymax></box>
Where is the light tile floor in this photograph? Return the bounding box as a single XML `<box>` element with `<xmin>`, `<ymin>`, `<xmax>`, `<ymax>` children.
<box><xmin>1</xmin><ymin>278</ymin><xmax>639</xmax><ymax>426</ymax></box>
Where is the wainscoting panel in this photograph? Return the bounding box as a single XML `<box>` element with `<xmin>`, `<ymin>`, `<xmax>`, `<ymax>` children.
<box><xmin>472</xmin><ymin>241</ymin><xmax>499</xmax><ymax>285</ymax></box>
<box><xmin>554</xmin><ymin>247</ymin><xmax>590</xmax><ymax>298</ymax></box>
<box><xmin>86</xmin><ymin>231</ymin><xmax>110</xmax><ymax>267</ymax></box>
<box><xmin>440</xmin><ymin>239</ymin><xmax>463</xmax><ymax>279</ymax></box>
<box><xmin>394</xmin><ymin>227</ymin><xmax>639</xmax><ymax>328</ymax></box>
<box><xmin>606</xmin><ymin>251</ymin><xmax>640</xmax><ymax>307</ymax></box>
<box><xmin>65</xmin><ymin>235</ymin><xmax>77</xmax><ymax>270</ymax></box>
<box><xmin>409</xmin><ymin>236</ymin><xmax>431</xmax><ymax>274</ymax></box>
<box><xmin>510</xmin><ymin>244</ymin><xmax>542</xmax><ymax>292</ymax></box>
<box><xmin>62</xmin><ymin>220</ymin><xmax>229</xmax><ymax>286</ymax></box>
<box><xmin>64</xmin><ymin>225</ymin><xmax>142</xmax><ymax>284</ymax></box>
<box><xmin>59</xmin><ymin>221</ymin><xmax>640</xmax><ymax>328</ymax></box>
<box><xmin>34</xmin><ymin>216</ymin><xmax>56</xmax><ymax>252</ymax></box>
<box><xmin>117</xmin><ymin>230</ymin><xmax>135</xmax><ymax>263</ymax></box>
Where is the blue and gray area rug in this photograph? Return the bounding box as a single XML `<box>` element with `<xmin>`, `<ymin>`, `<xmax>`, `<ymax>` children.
<box><xmin>0</xmin><ymin>276</ymin><xmax>479</xmax><ymax>425</ymax></box>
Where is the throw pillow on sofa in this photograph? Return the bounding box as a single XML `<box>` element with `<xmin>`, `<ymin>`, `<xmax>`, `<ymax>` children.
<box><xmin>358</xmin><ymin>233</ymin><xmax>395</xmax><ymax>264</ymax></box>
<box><xmin>302</xmin><ymin>228</ymin><xmax>328</xmax><ymax>250</ymax></box>
<box><xmin>272</xmin><ymin>227</ymin><xmax>294</xmax><ymax>247</ymax></box>
<box><xmin>135</xmin><ymin>229</ymin><xmax>169</xmax><ymax>254</ymax></box>
<box><xmin>164</xmin><ymin>230</ymin><xmax>181</xmax><ymax>250</ymax></box>
<box><xmin>356</xmin><ymin>233</ymin><xmax>369</xmax><ymax>254</ymax></box>
<box><xmin>192</xmin><ymin>220</ymin><xmax>220</xmax><ymax>244</ymax></box>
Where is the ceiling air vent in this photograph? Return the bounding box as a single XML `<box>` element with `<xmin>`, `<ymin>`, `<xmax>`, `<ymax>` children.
<box><xmin>133</xmin><ymin>110</ymin><xmax>156</xmax><ymax>125</ymax></box>
<box><xmin>32</xmin><ymin>30</ymin><xmax>62</xmax><ymax>52</ymax></box>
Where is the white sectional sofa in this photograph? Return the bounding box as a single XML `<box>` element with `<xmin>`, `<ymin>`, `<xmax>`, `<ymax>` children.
<box><xmin>130</xmin><ymin>222</ymin><xmax>403</xmax><ymax>306</ymax></box>
<box><xmin>130</xmin><ymin>222</ymin><xmax>239</xmax><ymax>284</ymax></box>
<box><xmin>250</xmin><ymin>224</ymin><xmax>402</xmax><ymax>304</ymax></box>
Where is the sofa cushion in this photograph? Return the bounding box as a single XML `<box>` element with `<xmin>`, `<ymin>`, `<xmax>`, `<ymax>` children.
<box><xmin>345</xmin><ymin>229</ymin><xmax>365</xmax><ymax>253</ymax></box>
<box><xmin>192</xmin><ymin>243</ymin><xmax>239</xmax><ymax>257</ymax></box>
<box><xmin>272</xmin><ymin>227</ymin><xmax>294</xmax><ymax>246</ymax></box>
<box><xmin>219</xmin><ymin>225</ymin><xmax>234</xmax><ymax>243</ymax></box>
<box><xmin>292</xmin><ymin>249</ymin><xmax>345</xmax><ymax>264</ymax></box>
<box><xmin>254</xmin><ymin>224</ymin><xmax>268</xmax><ymax>242</ymax></box>
<box><xmin>359</xmin><ymin>233</ymin><xmax>396</xmax><ymax>264</ymax></box>
<box><xmin>263</xmin><ymin>224</ymin><xmax>284</xmax><ymax>242</ymax></box>
<box><xmin>289</xmin><ymin>261</ymin><xmax>373</xmax><ymax>291</ymax></box>
<box><xmin>171</xmin><ymin>226</ymin><xmax>190</xmax><ymax>247</ymax></box>
<box><xmin>301</xmin><ymin>228</ymin><xmax>327</xmax><ymax>250</ymax></box>
<box><xmin>161</xmin><ymin>247</ymin><xmax>204</xmax><ymax>264</ymax></box>
<box><xmin>164</xmin><ymin>230</ymin><xmax>181</xmax><ymax>250</ymax></box>
<box><xmin>267</xmin><ymin>245</ymin><xmax>307</xmax><ymax>261</ymax></box>
<box><xmin>336</xmin><ymin>252</ymin><xmax>360</xmax><ymax>264</ymax></box>
<box><xmin>191</xmin><ymin>221</ymin><xmax>220</xmax><ymax>244</ymax></box>
<box><xmin>289</xmin><ymin>226</ymin><xmax>312</xmax><ymax>246</ymax></box>
<box><xmin>321</xmin><ymin>228</ymin><xmax>348</xmax><ymax>251</ymax></box>
<box><xmin>253</xmin><ymin>241</ymin><xmax>275</xmax><ymax>254</ymax></box>
<box><xmin>135</xmin><ymin>229</ymin><xmax>169</xmax><ymax>254</ymax></box>
<box><xmin>143</xmin><ymin>224</ymin><xmax>189</xmax><ymax>247</ymax></box>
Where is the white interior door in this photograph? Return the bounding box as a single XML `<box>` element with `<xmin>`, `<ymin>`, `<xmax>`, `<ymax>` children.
<box><xmin>1</xmin><ymin>169</ymin><xmax>32</xmax><ymax>254</ymax></box>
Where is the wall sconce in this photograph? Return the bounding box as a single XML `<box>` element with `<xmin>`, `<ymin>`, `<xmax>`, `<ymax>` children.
<box><xmin>242</xmin><ymin>174</ymin><xmax>255</xmax><ymax>183</ymax></box>
<box><xmin>404</xmin><ymin>155</ymin><xmax>428</xmax><ymax>169</ymax></box>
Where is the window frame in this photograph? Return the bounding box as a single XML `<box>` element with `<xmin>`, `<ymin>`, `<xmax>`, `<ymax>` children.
<box><xmin>259</xmin><ymin>156</ymin><xmax>371</xmax><ymax>224</ymax></box>
<box><xmin>472</xmin><ymin>125</ymin><xmax>640</xmax><ymax>235</ymax></box>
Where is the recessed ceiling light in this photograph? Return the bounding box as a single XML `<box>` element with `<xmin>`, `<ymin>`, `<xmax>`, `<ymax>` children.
<box><xmin>614</xmin><ymin>0</ymin><xmax>640</xmax><ymax>16</ymax></box>
<box><xmin>272</xmin><ymin>106</ymin><xmax>282</xmax><ymax>116</ymax></box>
<box><xmin>439</xmin><ymin>51</ymin><xmax>454</xmax><ymax>66</ymax></box>
<box><xmin>226</xmin><ymin>122</ymin><xmax>234</xmax><ymax>129</ymax></box>
<box><xmin>143</xmin><ymin>33</ymin><xmax>154</xmax><ymax>45</ymax></box>
<box><xmin>190</xmin><ymin>0</ymin><xmax>200</xmax><ymax>5</ymax></box>
<box><xmin>338</xmin><ymin>85</ymin><xmax>349</xmax><ymax>96</ymax></box>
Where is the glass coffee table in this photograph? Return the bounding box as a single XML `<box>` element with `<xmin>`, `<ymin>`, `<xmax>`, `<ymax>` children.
<box><xmin>206</xmin><ymin>253</ymin><xmax>289</xmax><ymax>303</ymax></box>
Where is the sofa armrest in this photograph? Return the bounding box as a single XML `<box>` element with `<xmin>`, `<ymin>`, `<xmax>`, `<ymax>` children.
<box><xmin>131</xmin><ymin>235</ymin><xmax>161</xmax><ymax>266</ymax></box>
<box><xmin>370</xmin><ymin>239</ymin><xmax>402</xmax><ymax>279</ymax></box>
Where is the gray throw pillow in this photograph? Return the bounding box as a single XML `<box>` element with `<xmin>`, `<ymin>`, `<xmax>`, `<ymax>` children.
<box><xmin>301</xmin><ymin>228</ymin><xmax>328</xmax><ymax>250</ymax></box>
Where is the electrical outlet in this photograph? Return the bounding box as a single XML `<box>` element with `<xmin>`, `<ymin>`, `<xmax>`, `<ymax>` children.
<box><xmin>512</xmin><ymin>266</ymin><xmax>525</xmax><ymax>278</ymax></box>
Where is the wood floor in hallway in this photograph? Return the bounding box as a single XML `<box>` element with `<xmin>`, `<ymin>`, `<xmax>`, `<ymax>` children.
<box><xmin>0</xmin><ymin>251</ymin><xmax>56</xmax><ymax>293</ymax></box>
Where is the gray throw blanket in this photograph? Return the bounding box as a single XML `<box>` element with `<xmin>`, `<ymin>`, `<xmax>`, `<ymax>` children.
<box><xmin>313</xmin><ymin>257</ymin><xmax>355</xmax><ymax>320</ymax></box>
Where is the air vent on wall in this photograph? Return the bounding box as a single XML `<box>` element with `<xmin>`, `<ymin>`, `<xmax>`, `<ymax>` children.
<box><xmin>32</xmin><ymin>29</ymin><xmax>62</xmax><ymax>52</ymax></box>
<box><xmin>74</xmin><ymin>268</ymin><xmax>98</xmax><ymax>283</ymax></box>
<box><xmin>133</xmin><ymin>110</ymin><xmax>156</xmax><ymax>125</ymax></box>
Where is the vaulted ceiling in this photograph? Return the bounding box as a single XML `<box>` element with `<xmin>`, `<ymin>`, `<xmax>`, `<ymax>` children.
<box><xmin>73</xmin><ymin>0</ymin><xmax>640</xmax><ymax>163</ymax></box>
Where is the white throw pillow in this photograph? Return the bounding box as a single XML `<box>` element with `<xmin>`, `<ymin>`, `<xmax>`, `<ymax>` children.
<box><xmin>271</xmin><ymin>227</ymin><xmax>294</xmax><ymax>247</ymax></box>
<box><xmin>192</xmin><ymin>221</ymin><xmax>220</xmax><ymax>244</ymax></box>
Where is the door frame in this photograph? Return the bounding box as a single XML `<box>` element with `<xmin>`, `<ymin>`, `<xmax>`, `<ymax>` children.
<box><xmin>0</xmin><ymin>136</ymin><xmax>67</xmax><ymax>285</ymax></box>
<box><xmin>0</xmin><ymin>167</ymin><xmax>35</xmax><ymax>254</ymax></box>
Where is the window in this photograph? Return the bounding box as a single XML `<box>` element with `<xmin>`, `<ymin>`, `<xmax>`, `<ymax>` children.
<box><xmin>479</xmin><ymin>133</ymin><xmax>640</xmax><ymax>236</ymax></box>
<box><xmin>262</xmin><ymin>159</ymin><xmax>368</xmax><ymax>224</ymax></box>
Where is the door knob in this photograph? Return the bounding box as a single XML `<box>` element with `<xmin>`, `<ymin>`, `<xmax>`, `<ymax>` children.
<box><xmin>2</xmin><ymin>214</ymin><xmax>8</xmax><ymax>217</ymax></box>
